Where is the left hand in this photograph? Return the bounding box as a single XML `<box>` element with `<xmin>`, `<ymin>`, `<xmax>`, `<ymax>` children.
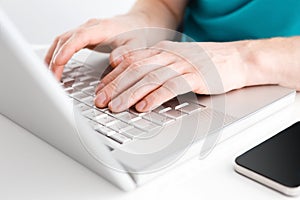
<box><xmin>94</xmin><ymin>40</ymin><xmax>249</xmax><ymax>112</ymax></box>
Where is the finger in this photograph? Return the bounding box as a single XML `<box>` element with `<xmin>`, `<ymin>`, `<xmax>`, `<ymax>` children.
<box><xmin>52</xmin><ymin>27</ymin><xmax>105</xmax><ymax>67</ymax></box>
<box><xmin>50</xmin><ymin>27</ymin><xmax>108</xmax><ymax>79</ymax></box>
<box><xmin>53</xmin><ymin>66</ymin><xmax>64</xmax><ymax>80</ymax></box>
<box><xmin>45</xmin><ymin>37</ymin><xmax>59</xmax><ymax>65</ymax></box>
<box><xmin>110</xmin><ymin>39</ymin><xmax>157</xmax><ymax>67</ymax></box>
<box><xmin>95</xmin><ymin>48</ymin><xmax>160</xmax><ymax>93</ymax></box>
<box><xmin>45</xmin><ymin>30</ymin><xmax>75</xmax><ymax>66</ymax></box>
<box><xmin>94</xmin><ymin>61</ymin><xmax>130</xmax><ymax>94</ymax></box>
<box><xmin>135</xmin><ymin>73</ymin><xmax>195</xmax><ymax>112</ymax></box>
<box><xmin>49</xmin><ymin>35</ymin><xmax>72</xmax><ymax>80</ymax></box>
<box><xmin>107</xmin><ymin>63</ymin><xmax>186</xmax><ymax>112</ymax></box>
<box><xmin>94</xmin><ymin>52</ymin><xmax>175</xmax><ymax>108</ymax></box>
<box><xmin>109</xmin><ymin>44</ymin><xmax>132</xmax><ymax>67</ymax></box>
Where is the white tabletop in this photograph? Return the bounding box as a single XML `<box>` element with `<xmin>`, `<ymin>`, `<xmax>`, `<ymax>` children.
<box><xmin>0</xmin><ymin>93</ymin><xmax>299</xmax><ymax>200</ymax></box>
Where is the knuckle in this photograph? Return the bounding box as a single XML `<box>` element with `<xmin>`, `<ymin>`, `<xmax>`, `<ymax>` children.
<box><xmin>125</xmin><ymin>67</ymin><xmax>140</xmax><ymax>79</ymax></box>
<box><xmin>129</xmin><ymin>88</ymin><xmax>140</xmax><ymax>102</ymax></box>
<box><xmin>56</xmin><ymin>32</ymin><xmax>71</xmax><ymax>43</ymax></box>
<box><xmin>121</xmin><ymin>57</ymin><xmax>132</xmax><ymax>69</ymax></box>
<box><xmin>55</xmin><ymin>36</ymin><xmax>65</xmax><ymax>45</ymax></box>
<box><xmin>74</xmin><ymin>28</ymin><xmax>89</xmax><ymax>43</ymax></box>
<box><xmin>145</xmin><ymin>71</ymin><xmax>161</xmax><ymax>84</ymax></box>
<box><xmin>164</xmin><ymin>79</ymin><xmax>179</xmax><ymax>91</ymax></box>
<box><xmin>85</xmin><ymin>18</ymin><xmax>98</xmax><ymax>25</ymax></box>
<box><xmin>155</xmin><ymin>40</ymin><xmax>170</xmax><ymax>49</ymax></box>
<box><xmin>107</xmin><ymin>81</ymin><xmax>119</xmax><ymax>96</ymax></box>
<box><xmin>129</xmin><ymin>62</ymin><xmax>142</xmax><ymax>71</ymax></box>
<box><xmin>74</xmin><ymin>28</ymin><xmax>86</xmax><ymax>37</ymax></box>
<box><xmin>112</xmin><ymin>47</ymin><xmax>132</xmax><ymax>64</ymax></box>
<box><xmin>122</xmin><ymin>55</ymin><xmax>134</xmax><ymax>66</ymax></box>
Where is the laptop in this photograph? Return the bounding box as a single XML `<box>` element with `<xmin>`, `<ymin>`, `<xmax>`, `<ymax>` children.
<box><xmin>0</xmin><ymin>9</ymin><xmax>296</xmax><ymax>191</ymax></box>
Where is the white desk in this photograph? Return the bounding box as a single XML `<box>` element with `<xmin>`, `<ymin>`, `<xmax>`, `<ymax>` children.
<box><xmin>0</xmin><ymin>94</ymin><xmax>299</xmax><ymax>200</ymax></box>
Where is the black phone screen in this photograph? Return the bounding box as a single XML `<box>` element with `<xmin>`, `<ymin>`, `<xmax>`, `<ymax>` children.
<box><xmin>235</xmin><ymin>122</ymin><xmax>300</xmax><ymax>188</ymax></box>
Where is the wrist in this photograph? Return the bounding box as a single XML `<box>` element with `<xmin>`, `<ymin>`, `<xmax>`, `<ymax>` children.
<box><xmin>241</xmin><ymin>39</ymin><xmax>280</xmax><ymax>87</ymax></box>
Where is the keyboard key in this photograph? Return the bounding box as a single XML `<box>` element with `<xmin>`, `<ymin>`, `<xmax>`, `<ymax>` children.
<box><xmin>62</xmin><ymin>77</ymin><xmax>75</xmax><ymax>83</ymax></box>
<box><xmin>117</xmin><ymin>112</ymin><xmax>141</xmax><ymax>122</ymax></box>
<box><xmin>65</xmin><ymin>87</ymin><xmax>75</xmax><ymax>95</ymax></box>
<box><xmin>73</xmin><ymin>82</ymin><xmax>91</xmax><ymax>90</ymax></box>
<box><xmin>82</xmin><ymin>86</ymin><xmax>96</xmax><ymax>96</ymax></box>
<box><xmin>80</xmin><ymin>96</ymin><xmax>95</xmax><ymax>106</ymax></box>
<box><xmin>174</xmin><ymin>102</ymin><xmax>189</xmax><ymax>110</ymax></box>
<box><xmin>129</xmin><ymin>108</ymin><xmax>147</xmax><ymax>116</ymax></box>
<box><xmin>95</xmin><ymin>114</ymin><xmax>117</xmax><ymax>126</ymax></box>
<box><xmin>82</xmin><ymin>109</ymin><xmax>105</xmax><ymax>120</ymax></box>
<box><xmin>105</xmin><ymin>110</ymin><xmax>126</xmax><ymax>118</ymax></box>
<box><xmin>63</xmin><ymin>68</ymin><xmax>72</xmax><ymax>74</ymax></box>
<box><xmin>72</xmin><ymin>82</ymin><xmax>84</xmax><ymax>87</ymax></box>
<box><xmin>131</xmin><ymin>118</ymin><xmax>159</xmax><ymax>131</ymax></box>
<box><xmin>88</xmin><ymin>120</ymin><xmax>99</xmax><ymax>129</ymax></box>
<box><xmin>89</xmin><ymin>80</ymin><xmax>100</xmax><ymax>86</ymax></box>
<box><xmin>153</xmin><ymin>106</ymin><xmax>171</xmax><ymax>114</ymax></box>
<box><xmin>162</xmin><ymin>109</ymin><xmax>186</xmax><ymax>119</ymax></box>
<box><xmin>68</xmin><ymin>71</ymin><xmax>84</xmax><ymax>78</ymax></box>
<box><xmin>143</xmin><ymin>112</ymin><xmax>174</xmax><ymax>126</ymax></box>
<box><xmin>94</xmin><ymin>106</ymin><xmax>108</xmax><ymax>112</ymax></box>
<box><xmin>71</xmin><ymin>92</ymin><xmax>89</xmax><ymax>101</ymax></box>
<box><xmin>162</xmin><ymin>99</ymin><xmax>181</xmax><ymax>109</ymax></box>
<box><xmin>66</xmin><ymin>62</ymin><xmax>82</xmax><ymax>69</ymax></box>
<box><xmin>108</xmin><ymin>133</ymin><xmax>131</xmax><ymax>144</ymax></box>
<box><xmin>107</xmin><ymin>120</ymin><xmax>134</xmax><ymax>133</ymax></box>
<box><xmin>75</xmin><ymin>103</ymin><xmax>91</xmax><ymax>112</ymax></box>
<box><xmin>84</xmin><ymin>71</ymin><xmax>101</xmax><ymax>78</ymax></box>
<box><xmin>72</xmin><ymin>99</ymin><xmax>81</xmax><ymax>105</ymax></box>
<box><xmin>95</xmin><ymin>125</ymin><xmax>116</xmax><ymax>136</ymax></box>
<box><xmin>79</xmin><ymin>76</ymin><xmax>97</xmax><ymax>83</ymax></box>
<box><xmin>77</xmin><ymin>65</ymin><xmax>92</xmax><ymax>72</ymax></box>
<box><xmin>63</xmin><ymin>78</ymin><xmax>75</xmax><ymax>87</ymax></box>
<box><xmin>123</xmin><ymin>128</ymin><xmax>145</xmax><ymax>139</ymax></box>
<box><xmin>177</xmin><ymin>103</ymin><xmax>203</xmax><ymax>114</ymax></box>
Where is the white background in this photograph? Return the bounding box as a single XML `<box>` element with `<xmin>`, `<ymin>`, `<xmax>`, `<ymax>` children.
<box><xmin>0</xmin><ymin>0</ymin><xmax>136</xmax><ymax>44</ymax></box>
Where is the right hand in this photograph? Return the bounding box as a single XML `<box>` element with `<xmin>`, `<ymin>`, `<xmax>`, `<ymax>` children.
<box><xmin>45</xmin><ymin>14</ymin><xmax>148</xmax><ymax>80</ymax></box>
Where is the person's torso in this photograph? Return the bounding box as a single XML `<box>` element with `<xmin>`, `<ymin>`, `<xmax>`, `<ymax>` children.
<box><xmin>183</xmin><ymin>0</ymin><xmax>300</xmax><ymax>42</ymax></box>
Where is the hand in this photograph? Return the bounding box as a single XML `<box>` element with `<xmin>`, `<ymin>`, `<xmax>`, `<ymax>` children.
<box><xmin>94</xmin><ymin>40</ymin><xmax>249</xmax><ymax>112</ymax></box>
<box><xmin>45</xmin><ymin>13</ymin><xmax>149</xmax><ymax>80</ymax></box>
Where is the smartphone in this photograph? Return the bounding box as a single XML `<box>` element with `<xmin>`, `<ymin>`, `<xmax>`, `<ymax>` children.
<box><xmin>234</xmin><ymin>122</ymin><xmax>300</xmax><ymax>196</ymax></box>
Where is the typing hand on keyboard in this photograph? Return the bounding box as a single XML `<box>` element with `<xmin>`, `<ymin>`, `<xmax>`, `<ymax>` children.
<box><xmin>61</xmin><ymin>63</ymin><xmax>204</xmax><ymax>144</ymax></box>
<box><xmin>45</xmin><ymin>15</ymin><xmax>154</xmax><ymax>81</ymax></box>
<box><xmin>94</xmin><ymin>40</ymin><xmax>228</xmax><ymax>113</ymax></box>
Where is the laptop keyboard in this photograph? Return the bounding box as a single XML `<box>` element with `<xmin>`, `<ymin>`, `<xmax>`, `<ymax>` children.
<box><xmin>61</xmin><ymin>61</ymin><xmax>204</xmax><ymax>145</ymax></box>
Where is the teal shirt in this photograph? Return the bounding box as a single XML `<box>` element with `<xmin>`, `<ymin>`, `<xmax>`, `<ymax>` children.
<box><xmin>183</xmin><ymin>0</ymin><xmax>300</xmax><ymax>42</ymax></box>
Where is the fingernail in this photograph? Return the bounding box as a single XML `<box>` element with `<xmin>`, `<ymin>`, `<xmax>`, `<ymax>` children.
<box><xmin>95</xmin><ymin>92</ymin><xmax>107</xmax><ymax>106</ymax></box>
<box><xmin>136</xmin><ymin>100</ymin><xmax>147</xmax><ymax>111</ymax></box>
<box><xmin>109</xmin><ymin>98</ymin><xmax>122</xmax><ymax>110</ymax></box>
<box><xmin>95</xmin><ymin>83</ymin><xmax>105</xmax><ymax>94</ymax></box>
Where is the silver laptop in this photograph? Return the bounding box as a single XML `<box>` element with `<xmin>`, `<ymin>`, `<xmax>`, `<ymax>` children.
<box><xmin>0</xmin><ymin>9</ymin><xmax>296</xmax><ymax>191</ymax></box>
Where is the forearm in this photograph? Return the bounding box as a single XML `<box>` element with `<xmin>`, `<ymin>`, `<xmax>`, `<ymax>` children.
<box><xmin>242</xmin><ymin>37</ymin><xmax>300</xmax><ymax>91</ymax></box>
<box><xmin>128</xmin><ymin>0</ymin><xmax>188</xmax><ymax>29</ymax></box>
